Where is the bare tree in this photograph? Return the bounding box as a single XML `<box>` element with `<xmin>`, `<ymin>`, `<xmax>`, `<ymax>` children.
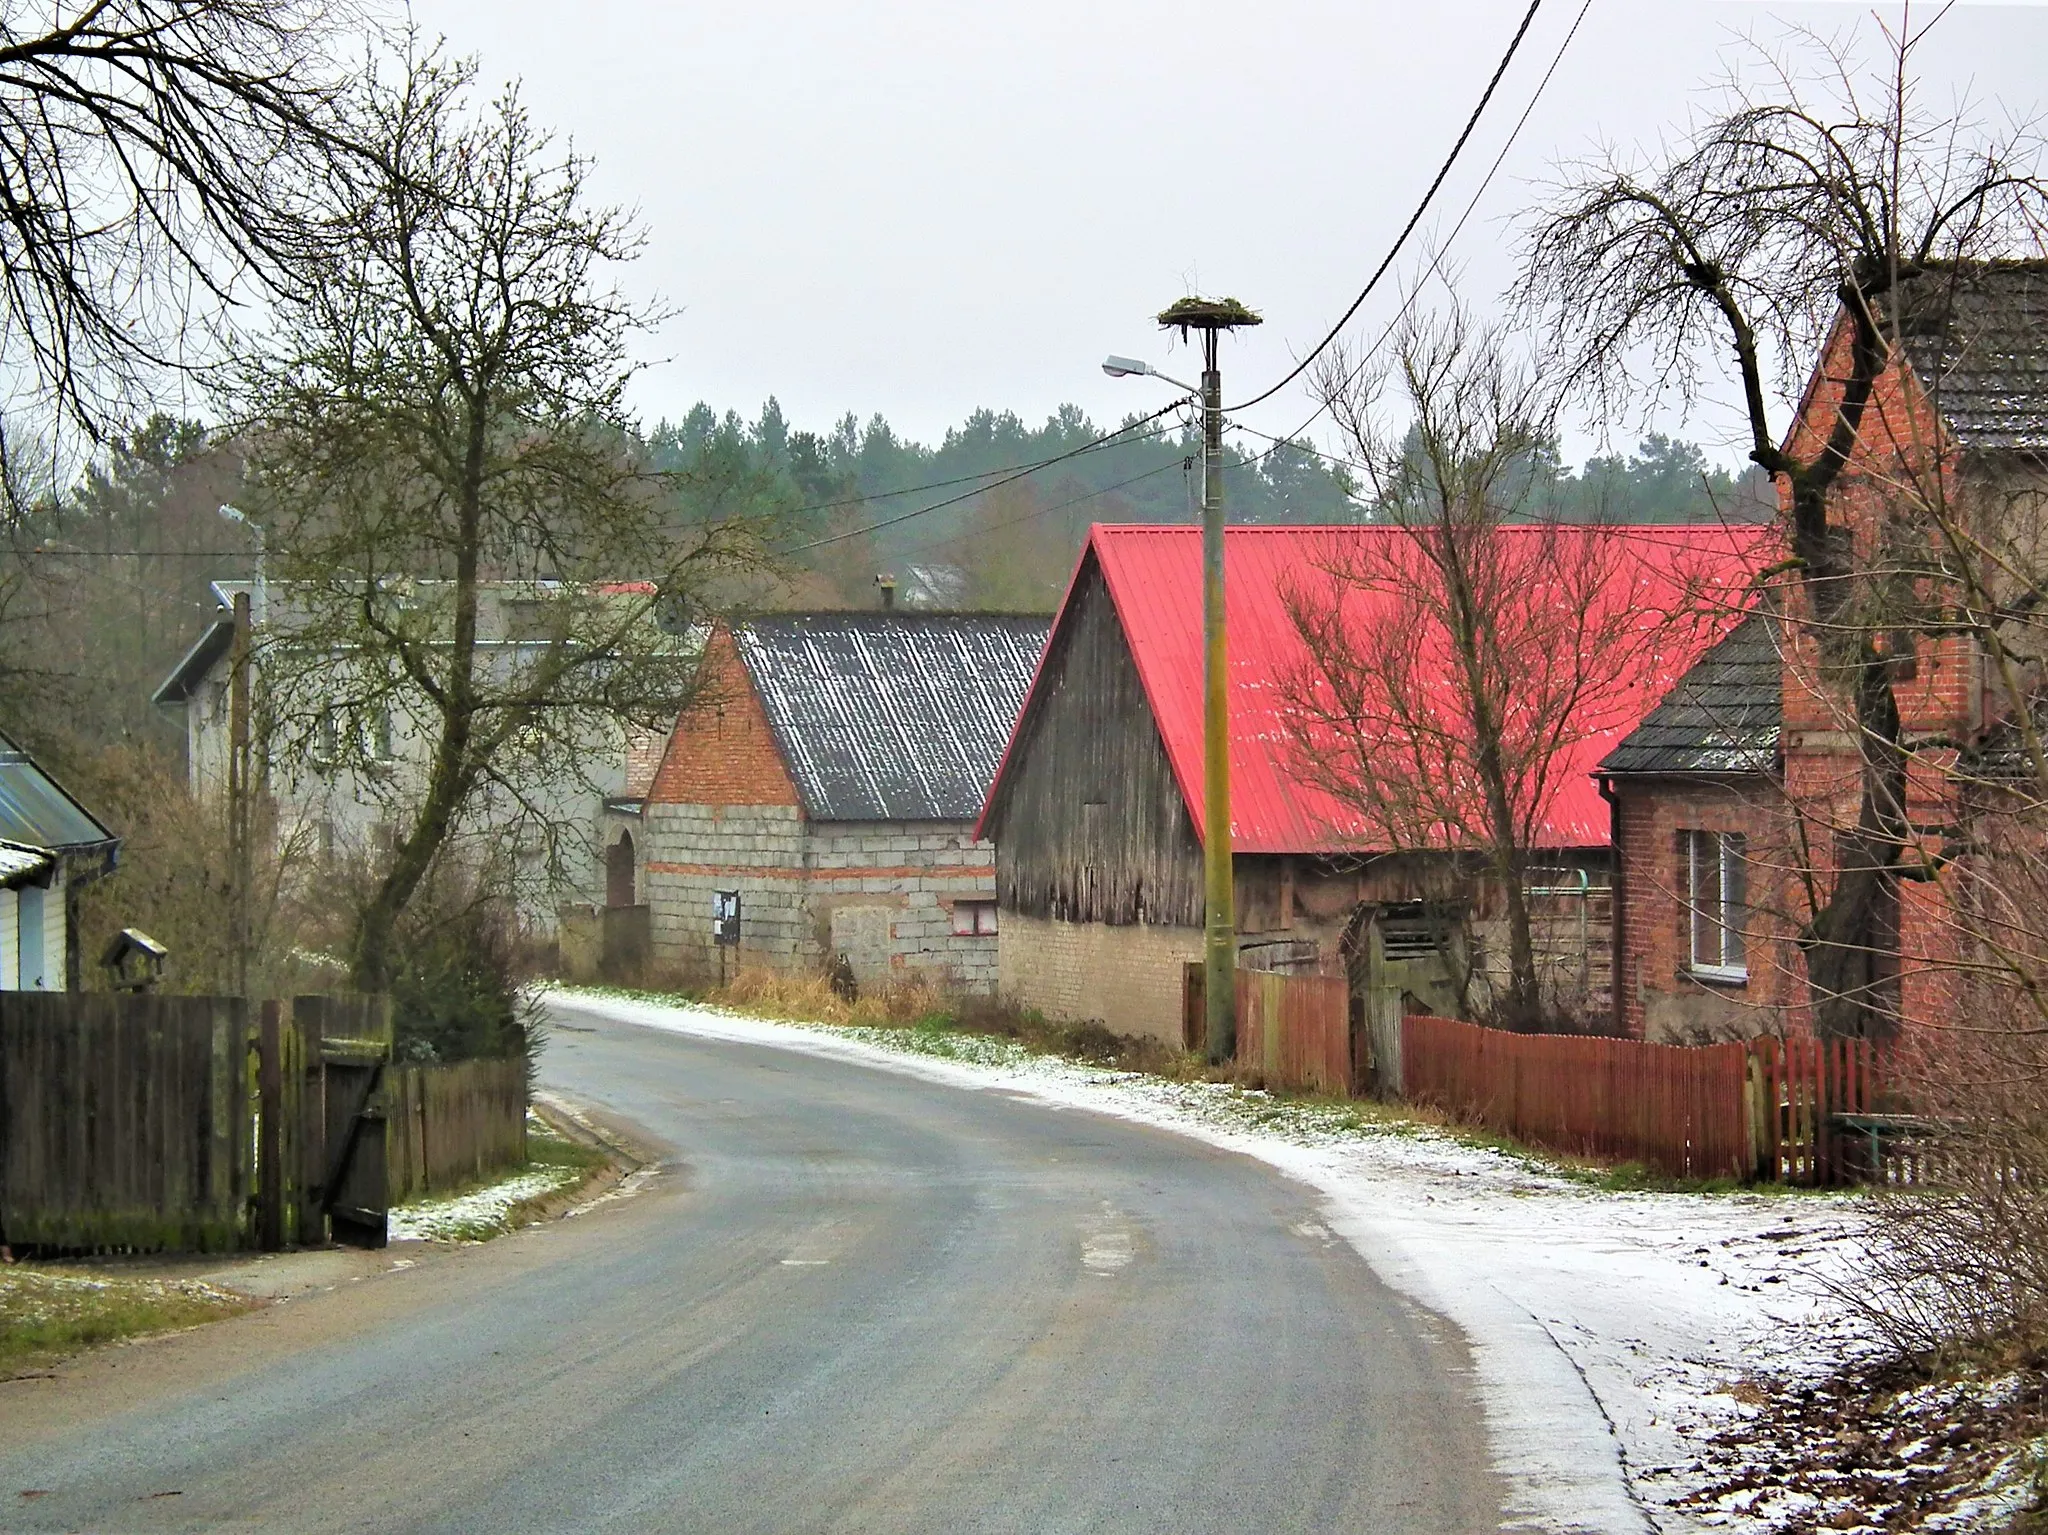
<box><xmin>1279</xmin><ymin>307</ymin><xmax>1693</xmax><ymax>1026</ymax></box>
<box><xmin>0</xmin><ymin>0</ymin><xmax>367</xmax><ymax>452</ymax></box>
<box><xmin>232</xmin><ymin>48</ymin><xmax>771</xmax><ymax>992</ymax></box>
<box><xmin>1519</xmin><ymin>17</ymin><xmax>2048</xmax><ymax>1036</ymax></box>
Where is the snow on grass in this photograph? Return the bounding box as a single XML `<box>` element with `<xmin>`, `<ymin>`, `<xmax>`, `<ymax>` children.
<box><xmin>549</xmin><ymin>985</ymin><xmax>1893</xmax><ymax>1535</ymax></box>
<box><xmin>0</xmin><ymin>1267</ymin><xmax>250</xmax><ymax>1372</ymax></box>
<box><xmin>387</xmin><ymin>1165</ymin><xmax>581</xmax><ymax>1244</ymax></box>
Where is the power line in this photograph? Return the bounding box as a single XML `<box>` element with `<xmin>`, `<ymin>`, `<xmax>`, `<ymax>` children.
<box><xmin>1244</xmin><ymin>0</ymin><xmax>1597</xmax><ymax>460</ymax></box>
<box><xmin>890</xmin><ymin>458</ymin><xmax>1190</xmax><ymax>559</ymax></box>
<box><xmin>1228</xmin><ymin>0</ymin><xmax>1550</xmax><ymax>413</ymax></box>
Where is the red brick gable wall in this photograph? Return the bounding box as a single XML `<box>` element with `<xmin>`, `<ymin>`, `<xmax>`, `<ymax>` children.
<box><xmin>646</xmin><ymin>626</ymin><xmax>801</xmax><ymax>808</ymax></box>
<box><xmin>1778</xmin><ymin>313</ymin><xmax>1974</xmax><ymax>741</ymax></box>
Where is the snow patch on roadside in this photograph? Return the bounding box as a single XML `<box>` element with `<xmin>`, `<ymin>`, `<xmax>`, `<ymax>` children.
<box><xmin>546</xmin><ymin>988</ymin><xmax>1879</xmax><ymax>1535</ymax></box>
<box><xmin>387</xmin><ymin>1166</ymin><xmax>580</xmax><ymax>1244</ymax></box>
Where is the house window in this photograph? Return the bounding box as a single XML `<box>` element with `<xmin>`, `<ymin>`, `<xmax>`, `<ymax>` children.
<box><xmin>1684</xmin><ymin>830</ymin><xmax>1748</xmax><ymax>980</ymax></box>
<box><xmin>365</xmin><ymin>705</ymin><xmax>394</xmax><ymax>761</ymax></box>
<box><xmin>951</xmin><ymin>900</ymin><xmax>998</xmax><ymax>936</ymax></box>
<box><xmin>313</xmin><ymin>710</ymin><xmax>340</xmax><ymax>766</ymax></box>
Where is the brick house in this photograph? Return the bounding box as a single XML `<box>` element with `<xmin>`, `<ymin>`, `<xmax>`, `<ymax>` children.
<box><xmin>978</xmin><ymin>524</ymin><xmax>1762</xmax><ymax>1047</ymax></box>
<box><xmin>622</xmin><ymin>611</ymin><xmax>1047</xmax><ymax>990</ymax></box>
<box><xmin>1600</xmin><ymin>262</ymin><xmax>2048</xmax><ymax>1042</ymax></box>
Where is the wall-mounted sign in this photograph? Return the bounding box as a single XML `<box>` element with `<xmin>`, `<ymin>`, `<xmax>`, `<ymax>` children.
<box><xmin>712</xmin><ymin>890</ymin><xmax>741</xmax><ymax>947</ymax></box>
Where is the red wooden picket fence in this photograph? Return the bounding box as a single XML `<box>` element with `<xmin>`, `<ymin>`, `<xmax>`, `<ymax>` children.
<box><xmin>1400</xmin><ymin>1014</ymin><xmax>1754</xmax><ymax>1180</ymax></box>
<box><xmin>1179</xmin><ymin>966</ymin><xmax>1902</xmax><ymax>1184</ymax></box>
<box><xmin>1747</xmin><ymin>1033</ymin><xmax>1896</xmax><ymax>1186</ymax></box>
<box><xmin>1397</xmin><ymin>1016</ymin><xmax>1894</xmax><ymax>1185</ymax></box>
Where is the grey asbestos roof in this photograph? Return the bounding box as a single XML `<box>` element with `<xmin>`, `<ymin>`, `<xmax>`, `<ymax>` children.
<box><xmin>1599</xmin><ymin>613</ymin><xmax>1782</xmax><ymax>777</ymax></box>
<box><xmin>734</xmin><ymin>612</ymin><xmax>1050</xmax><ymax>822</ymax></box>
<box><xmin>1897</xmin><ymin>262</ymin><xmax>2048</xmax><ymax>454</ymax></box>
<box><xmin>0</xmin><ymin>732</ymin><xmax>118</xmax><ymax>856</ymax></box>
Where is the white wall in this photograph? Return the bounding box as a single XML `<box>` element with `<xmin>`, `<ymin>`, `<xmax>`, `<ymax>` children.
<box><xmin>0</xmin><ymin>887</ymin><xmax>16</xmax><ymax>989</ymax></box>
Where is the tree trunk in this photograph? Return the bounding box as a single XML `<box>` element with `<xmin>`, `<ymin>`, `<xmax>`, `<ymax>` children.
<box><xmin>349</xmin><ymin>403</ymin><xmax>488</xmax><ymax>994</ymax></box>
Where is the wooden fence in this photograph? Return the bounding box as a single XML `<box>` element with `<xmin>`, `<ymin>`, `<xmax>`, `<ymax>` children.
<box><xmin>386</xmin><ymin>1058</ymin><xmax>529</xmax><ymax>1205</ymax></box>
<box><xmin>1399</xmin><ymin>1013</ymin><xmax>1756</xmax><ymax>1181</ymax></box>
<box><xmin>1235</xmin><ymin>970</ymin><xmax>1352</xmax><ymax>1095</ymax></box>
<box><xmin>1</xmin><ymin>991</ymin><xmax>531</xmax><ymax>1253</ymax></box>
<box><xmin>1748</xmin><ymin>1034</ymin><xmax>1892</xmax><ymax>1186</ymax></box>
<box><xmin>0</xmin><ymin>992</ymin><xmax>252</xmax><ymax>1251</ymax></box>
<box><xmin>1393</xmin><ymin>1015</ymin><xmax>1894</xmax><ymax>1185</ymax></box>
<box><xmin>1183</xmin><ymin>963</ymin><xmax>1355</xmax><ymax>1095</ymax></box>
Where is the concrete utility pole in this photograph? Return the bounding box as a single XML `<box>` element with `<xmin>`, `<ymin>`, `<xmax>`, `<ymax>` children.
<box><xmin>228</xmin><ymin>588</ymin><xmax>253</xmax><ymax>998</ymax></box>
<box><xmin>1157</xmin><ymin>297</ymin><xmax>1262</xmax><ymax>1065</ymax></box>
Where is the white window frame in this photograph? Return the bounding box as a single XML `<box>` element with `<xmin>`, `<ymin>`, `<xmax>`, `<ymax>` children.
<box><xmin>1684</xmin><ymin>829</ymin><xmax>1748</xmax><ymax>982</ymax></box>
<box><xmin>951</xmin><ymin>900</ymin><xmax>998</xmax><ymax>937</ymax></box>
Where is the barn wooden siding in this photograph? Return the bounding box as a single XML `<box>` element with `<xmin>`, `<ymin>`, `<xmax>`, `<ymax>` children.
<box><xmin>987</xmin><ymin>562</ymin><xmax>1208</xmax><ymax>928</ymax></box>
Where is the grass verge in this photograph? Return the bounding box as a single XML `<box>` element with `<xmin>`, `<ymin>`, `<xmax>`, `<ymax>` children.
<box><xmin>0</xmin><ymin>1267</ymin><xmax>252</xmax><ymax>1378</ymax></box>
<box><xmin>386</xmin><ymin>1108</ymin><xmax>618</xmax><ymax>1244</ymax></box>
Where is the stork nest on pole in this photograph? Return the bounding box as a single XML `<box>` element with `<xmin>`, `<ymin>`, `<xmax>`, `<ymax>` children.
<box><xmin>1156</xmin><ymin>296</ymin><xmax>1263</xmax><ymax>334</ymax></box>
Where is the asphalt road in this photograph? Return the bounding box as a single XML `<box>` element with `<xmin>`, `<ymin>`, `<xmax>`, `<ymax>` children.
<box><xmin>0</xmin><ymin>997</ymin><xmax>1503</xmax><ymax>1534</ymax></box>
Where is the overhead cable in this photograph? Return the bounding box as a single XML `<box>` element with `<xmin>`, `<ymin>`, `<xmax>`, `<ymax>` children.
<box><xmin>1227</xmin><ymin>0</ymin><xmax>1549</xmax><ymax>412</ymax></box>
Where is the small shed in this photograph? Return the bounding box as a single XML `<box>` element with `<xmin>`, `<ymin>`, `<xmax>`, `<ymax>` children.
<box><xmin>0</xmin><ymin>732</ymin><xmax>120</xmax><ymax>991</ymax></box>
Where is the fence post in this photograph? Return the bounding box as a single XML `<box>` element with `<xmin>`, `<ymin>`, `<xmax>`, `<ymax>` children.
<box><xmin>257</xmin><ymin>1001</ymin><xmax>284</xmax><ymax>1251</ymax></box>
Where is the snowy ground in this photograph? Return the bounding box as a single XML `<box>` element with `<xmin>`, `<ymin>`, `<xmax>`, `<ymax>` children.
<box><xmin>386</xmin><ymin>1112</ymin><xmax>586</xmax><ymax>1244</ymax></box>
<box><xmin>550</xmin><ymin>988</ymin><xmax>1908</xmax><ymax>1535</ymax></box>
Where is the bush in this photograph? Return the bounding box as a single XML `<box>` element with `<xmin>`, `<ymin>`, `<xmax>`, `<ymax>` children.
<box><xmin>386</xmin><ymin>872</ymin><xmax>538</xmax><ymax>1072</ymax></box>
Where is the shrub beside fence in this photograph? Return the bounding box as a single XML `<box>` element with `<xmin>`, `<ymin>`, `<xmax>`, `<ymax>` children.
<box><xmin>386</xmin><ymin>1059</ymin><xmax>529</xmax><ymax>1205</ymax></box>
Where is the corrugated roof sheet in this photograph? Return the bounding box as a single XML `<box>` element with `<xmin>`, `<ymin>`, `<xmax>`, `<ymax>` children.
<box><xmin>0</xmin><ymin>732</ymin><xmax>117</xmax><ymax>853</ymax></box>
<box><xmin>986</xmin><ymin>524</ymin><xmax>1768</xmax><ymax>855</ymax></box>
<box><xmin>1897</xmin><ymin>262</ymin><xmax>2048</xmax><ymax>454</ymax></box>
<box><xmin>735</xmin><ymin>613</ymin><xmax>1050</xmax><ymax>821</ymax></box>
<box><xmin>0</xmin><ymin>841</ymin><xmax>52</xmax><ymax>888</ymax></box>
<box><xmin>1599</xmin><ymin>613</ymin><xmax>1782</xmax><ymax>777</ymax></box>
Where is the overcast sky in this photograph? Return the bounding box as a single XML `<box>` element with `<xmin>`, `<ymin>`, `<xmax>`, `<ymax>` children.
<box><xmin>406</xmin><ymin>0</ymin><xmax>2048</xmax><ymax>468</ymax></box>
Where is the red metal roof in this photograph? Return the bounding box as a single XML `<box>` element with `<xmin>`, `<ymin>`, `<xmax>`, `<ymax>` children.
<box><xmin>982</xmin><ymin>523</ymin><xmax>1772</xmax><ymax>855</ymax></box>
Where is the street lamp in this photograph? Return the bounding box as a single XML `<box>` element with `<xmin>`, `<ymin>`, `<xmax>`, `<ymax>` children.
<box><xmin>1106</xmin><ymin>296</ymin><xmax>1262</xmax><ymax>1065</ymax></box>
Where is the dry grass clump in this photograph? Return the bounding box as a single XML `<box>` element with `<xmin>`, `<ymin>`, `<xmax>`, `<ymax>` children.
<box><xmin>704</xmin><ymin>967</ymin><xmax>1192</xmax><ymax>1075</ymax></box>
<box><xmin>712</xmin><ymin>968</ymin><xmax>951</xmax><ymax>1028</ymax></box>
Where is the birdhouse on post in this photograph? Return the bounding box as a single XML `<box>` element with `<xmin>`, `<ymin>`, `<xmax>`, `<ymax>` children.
<box><xmin>102</xmin><ymin>928</ymin><xmax>169</xmax><ymax>992</ymax></box>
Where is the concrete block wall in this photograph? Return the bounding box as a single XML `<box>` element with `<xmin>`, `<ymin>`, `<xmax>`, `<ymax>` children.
<box><xmin>803</xmin><ymin>821</ymin><xmax>998</xmax><ymax>993</ymax></box>
<box><xmin>999</xmin><ymin>911</ymin><xmax>1203</xmax><ymax>1046</ymax></box>
<box><xmin>643</xmin><ymin>803</ymin><xmax>812</xmax><ymax>982</ymax></box>
<box><xmin>641</xmin><ymin>808</ymin><xmax>1002</xmax><ymax>993</ymax></box>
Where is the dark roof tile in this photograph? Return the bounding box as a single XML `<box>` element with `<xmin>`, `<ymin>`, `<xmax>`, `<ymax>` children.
<box><xmin>1897</xmin><ymin>262</ymin><xmax>2048</xmax><ymax>454</ymax></box>
<box><xmin>1599</xmin><ymin>613</ymin><xmax>1781</xmax><ymax>777</ymax></box>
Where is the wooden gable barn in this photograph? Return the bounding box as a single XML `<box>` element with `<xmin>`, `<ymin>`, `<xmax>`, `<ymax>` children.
<box><xmin>978</xmin><ymin>525</ymin><xmax>1765</xmax><ymax>1046</ymax></box>
<box><xmin>624</xmin><ymin>611</ymin><xmax>1047</xmax><ymax>992</ymax></box>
